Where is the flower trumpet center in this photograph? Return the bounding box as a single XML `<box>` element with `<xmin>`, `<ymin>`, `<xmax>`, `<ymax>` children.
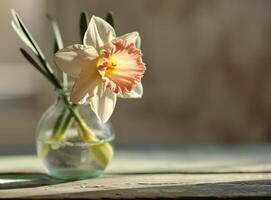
<box><xmin>109</xmin><ymin>56</ymin><xmax>118</xmax><ymax>67</ymax></box>
<box><xmin>97</xmin><ymin>39</ymin><xmax>146</xmax><ymax>94</ymax></box>
<box><xmin>105</xmin><ymin>56</ymin><xmax>118</xmax><ymax>75</ymax></box>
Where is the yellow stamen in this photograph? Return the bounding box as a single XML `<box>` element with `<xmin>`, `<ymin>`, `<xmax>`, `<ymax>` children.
<box><xmin>109</xmin><ymin>56</ymin><xmax>118</xmax><ymax>67</ymax></box>
<box><xmin>106</xmin><ymin>56</ymin><xmax>118</xmax><ymax>76</ymax></box>
<box><xmin>96</xmin><ymin>56</ymin><xmax>104</xmax><ymax>68</ymax></box>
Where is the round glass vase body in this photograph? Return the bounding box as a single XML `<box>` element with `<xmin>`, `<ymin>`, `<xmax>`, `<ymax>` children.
<box><xmin>36</xmin><ymin>92</ymin><xmax>114</xmax><ymax>180</ymax></box>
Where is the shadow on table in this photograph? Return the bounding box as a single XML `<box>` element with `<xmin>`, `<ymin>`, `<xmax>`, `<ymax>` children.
<box><xmin>0</xmin><ymin>172</ymin><xmax>64</xmax><ymax>189</ymax></box>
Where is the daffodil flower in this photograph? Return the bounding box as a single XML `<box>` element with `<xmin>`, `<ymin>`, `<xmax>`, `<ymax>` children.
<box><xmin>55</xmin><ymin>16</ymin><xmax>146</xmax><ymax>123</ymax></box>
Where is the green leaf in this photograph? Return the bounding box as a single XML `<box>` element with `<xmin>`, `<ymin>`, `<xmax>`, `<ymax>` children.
<box><xmin>46</xmin><ymin>13</ymin><xmax>68</xmax><ymax>89</ymax></box>
<box><xmin>11</xmin><ymin>20</ymin><xmax>37</xmax><ymax>54</ymax></box>
<box><xmin>19</xmin><ymin>48</ymin><xmax>55</xmax><ymax>85</ymax></box>
<box><xmin>12</xmin><ymin>10</ymin><xmax>53</xmax><ymax>72</ymax></box>
<box><xmin>11</xmin><ymin>10</ymin><xmax>62</xmax><ymax>89</ymax></box>
<box><xmin>80</xmin><ymin>11</ymin><xmax>89</xmax><ymax>43</ymax></box>
<box><xmin>11</xmin><ymin>10</ymin><xmax>46</xmax><ymax>60</ymax></box>
<box><xmin>46</xmin><ymin>13</ymin><xmax>63</xmax><ymax>51</ymax></box>
<box><xmin>105</xmin><ymin>11</ymin><xmax>115</xmax><ymax>29</ymax></box>
<box><xmin>54</xmin><ymin>39</ymin><xmax>58</xmax><ymax>54</ymax></box>
<box><xmin>11</xmin><ymin>9</ymin><xmax>20</xmax><ymax>27</ymax></box>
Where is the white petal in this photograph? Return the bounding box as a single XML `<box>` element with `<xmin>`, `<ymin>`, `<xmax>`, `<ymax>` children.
<box><xmin>117</xmin><ymin>82</ymin><xmax>143</xmax><ymax>98</ymax></box>
<box><xmin>70</xmin><ymin>63</ymin><xmax>100</xmax><ymax>104</ymax></box>
<box><xmin>89</xmin><ymin>84</ymin><xmax>117</xmax><ymax>123</ymax></box>
<box><xmin>83</xmin><ymin>16</ymin><xmax>116</xmax><ymax>51</ymax></box>
<box><xmin>135</xmin><ymin>35</ymin><xmax>141</xmax><ymax>48</ymax></box>
<box><xmin>11</xmin><ymin>21</ymin><xmax>38</xmax><ymax>54</ymax></box>
<box><xmin>54</xmin><ymin>44</ymin><xmax>98</xmax><ymax>77</ymax></box>
<box><xmin>117</xmin><ymin>32</ymin><xmax>141</xmax><ymax>48</ymax></box>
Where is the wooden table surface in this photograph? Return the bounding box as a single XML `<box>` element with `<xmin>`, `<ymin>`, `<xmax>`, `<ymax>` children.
<box><xmin>0</xmin><ymin>145</ymin><xmax>271</xmax><ymax>199</ymax></box>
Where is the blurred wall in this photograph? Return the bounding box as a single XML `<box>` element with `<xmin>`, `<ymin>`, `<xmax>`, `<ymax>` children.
<box><xmin>0</xmin><ymin>0</ymin><xmax>54</xmax><ymax>153</ymax></box>
<box><xmin>1</xmin><ymin>0</ymin><xmax>271</xmax><ymax>152</ymax></box>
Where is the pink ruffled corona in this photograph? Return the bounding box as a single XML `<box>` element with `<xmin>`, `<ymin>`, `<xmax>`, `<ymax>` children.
<box><xmin>97</xmin><ymin>39</ymin><xmax>146</xmax><ymax>94</ymax></box>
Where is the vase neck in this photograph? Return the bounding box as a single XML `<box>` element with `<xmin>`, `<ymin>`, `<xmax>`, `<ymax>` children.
<box><xmin>55</xmin><ymin>88</ymin><xmax>70</xmax><ymax>96</ymax></box>
<box><xmin>53</xmin><ymin>89</ymin><xmax>70</xmax><ymax>106</ymax></box>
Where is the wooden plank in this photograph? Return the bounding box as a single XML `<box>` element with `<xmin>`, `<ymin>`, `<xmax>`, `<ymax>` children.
<box><xmin>1</xmin><ymin>174</ymin><xmax>271</xmax><ymax>199</ymax></box>
<box><xmin>0</xmin><ymin>145</ymin><xmax>271</xmax><ymax>199</ymax></box>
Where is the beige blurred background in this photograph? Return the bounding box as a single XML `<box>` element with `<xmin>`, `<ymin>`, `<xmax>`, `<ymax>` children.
<box><xmin>1</xmin><ymin>0</ymin><xmax>271</xmax><ymax>153</ymax></box>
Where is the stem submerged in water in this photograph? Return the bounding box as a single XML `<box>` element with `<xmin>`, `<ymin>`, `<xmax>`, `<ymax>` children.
<box><xmin>39</xmin><ymin>106</ymin><xmax>74</xmax><ymax>158</ymax></box>
<box><xmin>40</xmin><ymin>95</ymin><xmax>114</xmax><ymax>168</ymax></box>
<box><xmin>76</xmin><ymin>114</ymin><xmax>114</xmax><ymax>168</ymax></box>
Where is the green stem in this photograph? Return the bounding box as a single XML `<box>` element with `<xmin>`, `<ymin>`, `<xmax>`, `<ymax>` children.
<box><xmin>51</xmin><ymin>107</ymin><xmax>74</xmax><ymax>141</ymax></box>
<box><xmin>48</xmin><ymin>95</ymin><xmax>80</xmax><ymax>142</ymax></box>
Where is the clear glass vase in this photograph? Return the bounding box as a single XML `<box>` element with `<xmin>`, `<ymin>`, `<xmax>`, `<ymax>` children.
<box><xmin>36</xmin><ymin>90</ymin><xmax>114</xmax><ymax>180</ymax></box>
